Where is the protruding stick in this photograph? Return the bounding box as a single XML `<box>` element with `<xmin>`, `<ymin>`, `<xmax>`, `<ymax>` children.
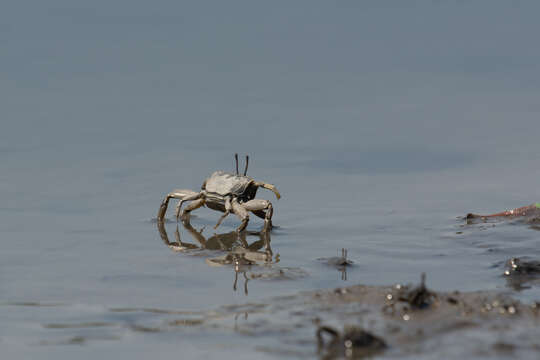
<box><xmin>466</xmin><ymin>203</ymin><xmax>540</xmax><ymax>219</ymax></box>
<box><xmin>235</xmin><ymin>153</ymin><xmax>239</xmax><ymax>175</ymax></box>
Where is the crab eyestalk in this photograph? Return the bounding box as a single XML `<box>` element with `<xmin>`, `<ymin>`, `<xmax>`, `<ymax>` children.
<box><xmin>243</xmin><ymin>155</ymin><xmax>249</xmax><ymax>175</ymax></box>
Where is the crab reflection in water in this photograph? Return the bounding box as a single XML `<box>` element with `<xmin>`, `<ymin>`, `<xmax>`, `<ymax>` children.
<box><xmin>156</xmin><ymin>217</ymin><xmax>280</xmax><ymax>294</ymax></box>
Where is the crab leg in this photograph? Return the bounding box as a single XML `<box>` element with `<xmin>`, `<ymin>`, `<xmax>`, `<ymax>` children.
<box><xmin>175</xmin><ymin>192</ymin><xmax>204</xmax><ymax>220</ymax></box>
<box><xmin>242</xmin><ymin>199</ymin><xmax>274</xmax><ymax>232</ymax></box>
<box><xmin>254</xmin><ymin>181</ymin><xmax>281</xmax><ymax>200</ymax></box>
<box><xmin>214</xmin><ymin>196</ymin><xmax>232</xmax><ymax>229</ymax></box>
<box><xmin>231</xmin><ymin>198</ymin><xmax>250</xmax><ymax>232</ymax></box>
<box><xmin>157</xmin><ymin>189</ymin><xmax>198</xmax><ymax>221</ymax></box>
<box><xmin>251</xmin><ymin>210</ymin><xmax>267</xmax><ymax>222</ymax></box>
<box><xmin>181</xmin><ymin>198</ymin><xmax>206</xmax><ymax>218</ymax></box>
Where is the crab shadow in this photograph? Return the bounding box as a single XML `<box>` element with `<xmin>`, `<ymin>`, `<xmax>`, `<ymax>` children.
<box><xmin>156</xmin><ymin>218</ymin><xmax>282</xmax><ymax>294</ymax></box>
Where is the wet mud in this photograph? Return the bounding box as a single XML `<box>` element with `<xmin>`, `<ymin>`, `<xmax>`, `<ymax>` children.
<box><xmin>148</xmin><ymin>218</ymin><xmax>540</xmax><ymax>358</ymax></box>
<box><xmin>12</xmin><ymin>218</ymin><xmax>540</xmax><ymax>358</ymax></box>
<box><xmin>205</xmin><ymin>277</ymin><xmax>540</xmax><ymax>359</ymax></box>
<box><xmin>33</xmin><ymin>275</ymin><xmax>540</xmax><ymax>358</ymax></box>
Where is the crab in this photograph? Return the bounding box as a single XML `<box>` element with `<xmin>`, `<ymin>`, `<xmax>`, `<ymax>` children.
<box><xmin>157</xmin><ymin>154</ymin><xmax>281</xmax><ymax>232</ymax></box>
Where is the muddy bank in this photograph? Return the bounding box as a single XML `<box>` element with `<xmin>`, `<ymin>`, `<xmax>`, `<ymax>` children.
<box><xmin>149</xmin><ymin>221</ymin><xmax>540</xmax><ymax>358</ymax></box>
<box><xmin>178</xmin><ymin>279</ymin><xmax>536</xmax><ymax>359</ymax></box>
<box><xmin>34</xmin><ymin>278</ymin><xmax>539</xmax><ymax>359</ymax></box>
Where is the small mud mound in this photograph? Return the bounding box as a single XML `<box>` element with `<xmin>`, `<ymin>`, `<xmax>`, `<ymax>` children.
<box><xmin>394</xmin><ymin>273</ymin><xmax>437</xmax><ymax>309</ymax></box>
<box><xmin>317</xmin><ymin>325</ymin><xmax>387</xmax><ymax>359</ymax></box>
<box><xmin>208</xmin><ymin>278</ymin><xmax>540</xmax><ymax>358</ymax></box>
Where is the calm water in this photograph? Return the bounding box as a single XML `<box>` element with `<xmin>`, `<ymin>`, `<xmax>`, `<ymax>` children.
<box><xmin>2</xmin><ymin>1</ymin><xmax>540</xmax><ymax>358</ymax></box>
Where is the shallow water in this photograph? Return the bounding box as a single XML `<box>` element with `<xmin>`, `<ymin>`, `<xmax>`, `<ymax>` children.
<box><xmin>2</xmin><ymin>1</ymin><xmax>540</xmax><ymax>358</ymax></box>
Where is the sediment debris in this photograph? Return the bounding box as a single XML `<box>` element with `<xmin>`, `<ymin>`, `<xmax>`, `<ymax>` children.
<box><xmin>466</xmin><ymin>203</ymin><xmax>540</xmax><ymax>223</ymax></box>
<box><xmin>301</xmin><ymin>278</ymin><xmax>539</xmax><ymax>358</ymax></box>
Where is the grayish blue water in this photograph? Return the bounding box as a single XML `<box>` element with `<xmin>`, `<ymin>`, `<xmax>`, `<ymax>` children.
<box><xmin>2</xmin><ymin>1</ymin><xmax>540</xmax><ymax>358</ymax></box>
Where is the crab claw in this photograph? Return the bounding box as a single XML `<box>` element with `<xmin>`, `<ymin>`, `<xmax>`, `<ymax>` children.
<box><xmin>270</xmin><ymin>186</ymin><xmax>281</xmax><ymax>200</ymax></box>
<box><xmin>255</xmin><ymin>182</ymin><xmax>281</xmax><ymax>200</ymax></box>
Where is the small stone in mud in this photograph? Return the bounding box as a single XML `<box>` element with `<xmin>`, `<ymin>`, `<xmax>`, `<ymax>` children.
<box><xmin>317</xmin><ymin>325</ymin><xmax>387</xmax><ymax>358</ymax></box>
